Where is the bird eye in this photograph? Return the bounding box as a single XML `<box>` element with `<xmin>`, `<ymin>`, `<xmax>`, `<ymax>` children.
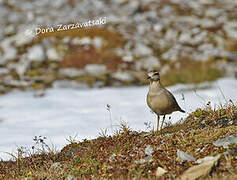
<box><xmin>154</xmin><ymin>72</ymin><xmax>159</xmax><ymax>75</ymax></box>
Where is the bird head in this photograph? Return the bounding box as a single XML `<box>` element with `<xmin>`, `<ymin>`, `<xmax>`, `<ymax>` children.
<box><xmin>147</xmin><ymin>70</ymin><xmax>160</xmax><ymax>81</ymax></box>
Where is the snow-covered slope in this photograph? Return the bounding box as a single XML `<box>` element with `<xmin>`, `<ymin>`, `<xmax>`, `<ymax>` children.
<box><xmin>0</xmin><ymin>78</ymin><xmax>236</xmax><ymax>160</ymax></box>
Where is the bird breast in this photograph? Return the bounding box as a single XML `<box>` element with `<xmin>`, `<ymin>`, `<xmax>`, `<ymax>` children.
<box><xmin>147</xmin><ymin>90</ymin><xmax>174</xmax><ymax>115</ymax></box>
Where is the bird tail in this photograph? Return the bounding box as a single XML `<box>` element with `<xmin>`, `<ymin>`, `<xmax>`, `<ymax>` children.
<box><xmin>179</xmin><ymin>109</ymin><xmax>185</xmax><ymax>113</ymax></box>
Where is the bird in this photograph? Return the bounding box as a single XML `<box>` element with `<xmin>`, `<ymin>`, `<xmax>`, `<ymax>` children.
<box><xmin>146</xmin><ymin>70</ymin><xmax>185</xmax><ymax>131</ymax></box>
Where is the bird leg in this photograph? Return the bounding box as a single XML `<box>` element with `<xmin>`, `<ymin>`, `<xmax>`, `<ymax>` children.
<box><xmin>157</xmin><ymin>116</ymin><xmax>160</xmax><ymax>131</ymax></box>
<box><xmin>160</xmin><ymin>115</ymin><xmax>166</xmax><ymax>130</ymax></box>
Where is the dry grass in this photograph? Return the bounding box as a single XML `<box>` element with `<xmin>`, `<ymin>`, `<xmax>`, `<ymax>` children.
<box><xmin>60</xmin><ymin>46</ymin><xmax>132</xmax><ymax>71</ymax></box>
<box><xmin>225</xmin><ymin>39</ymin><xmax>237</xmax><ymax>52</ymax></box>
<box><xmin>38</xmin><ymin>27</ymin><xmax>127</xmax><ymax>49</ymax></box>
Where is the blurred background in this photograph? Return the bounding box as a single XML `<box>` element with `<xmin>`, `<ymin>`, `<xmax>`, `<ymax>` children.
<box><xmin>0</xmin><ymin>0</ymin><xmax>236</xmax><ymax>159</ymax></box>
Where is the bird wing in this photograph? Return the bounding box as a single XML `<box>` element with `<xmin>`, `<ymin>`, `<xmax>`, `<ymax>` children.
<box><xmin>165</xmin><ymin>89</ymin><xmax>184</xmax><ymax>112</ymax></box>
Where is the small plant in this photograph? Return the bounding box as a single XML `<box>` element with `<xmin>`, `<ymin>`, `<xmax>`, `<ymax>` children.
<box><xmin>98</xmin><ymin>128</ymin><xmax>108</xmax><ymax>138</ymax></box>
<box><xmin>164</xmin><ymin>116</ymin><xmax>172</xmax><ymax>128</ymax></box>
<box><xmin>144</xmin><ymin>121</ymin><xmax>152</xmax><ymax>130</ymax></box>
<box><xmin>106</xmin><ymin>104</ymin><xmax>113</xmax><ymax>133</ymax></box>
<box><xmin>116</xmin><ymin>121</ymin><xmax>131</xmax><ymax>136</ymax></box>
<box><xmin>66</xmin><ymin>133</ymin><xmax>79</xmax><ymax>144</ymax></box>
<box><xmin>32</xmin><ymin>135</ymin><xmax>50</xmax><ymax>153</ymax></box>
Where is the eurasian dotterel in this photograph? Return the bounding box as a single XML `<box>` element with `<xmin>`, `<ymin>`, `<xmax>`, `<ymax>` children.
<box><xmin>146</xmin><ymin>70</ymin><xmax>185</xmax><ymax>131</ymax></box>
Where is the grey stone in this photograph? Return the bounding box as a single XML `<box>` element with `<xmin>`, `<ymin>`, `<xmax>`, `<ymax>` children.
<box><xmin>161</xmin><ymin>47</ymin><xmax>179</xmax><ymax>61</ymax></box>
<box><xmin>53</xmin><ymin>80</ymin><xmax>88</xmax><ymax>89</ymax></box>
<box><xmin>59</xmin><ymin>68</ymin><xmax>85</xmax><ymax>78</ymax></box>
<box><xmin>85</xmin><ymin>64</ymin><xmax>106</xmax><ymax>75</ymax></box>
<box><xmin>2</xmin><ymin>47</ymin><xmax>18</xmax><ymax>61</ymax></box>
<box><xmin>79</xmin><ymin>37</ymin><xmax>91</xmax><ymax>45</ymax></box>
<box><xmin>156</xmin><ymin>167</ymin><xmax>167</xmax><ymax>178</ymax></box>
<box><xmin>4</xmin><ymin>25</ymin><xmax>16</xmax><ymax>35</ymax></box>
<box><xmin>224</xmin><ymin>22</ymin><xmax>237</xmax><ymax>39</ymax></box>
<box><xmin>14</xmin><ymin>32</ymin><xmax>34</xmax><ymax>47</ymax></box>
<box><xmin>62</xmin><ymin>36</ymin><xmax>71</xmax><ymax>44</ymax></box>
<box><xmin>71</xmin><ymin>37</ymin><xmax>81</xmax><ymax>45</ymax></box>
<box><xmin>0</xmin><ymin>37</ymin><xmax>15</xmax><ymax>49</ymax></box>
<box><xmin>153</xmin><ymin>23</ymin><xmax>163</xmax><ymax>32</ymax></box>
<box><xmin>46</xmin><ymin>47</ymin><xmax>61</xmax><ymax>61</ymax></box>
<box><xmin>112</xmin><ymin>71</ymin><xmax>134</xmax><ymax>81</ymax></box>
<box><xmin>201</xmin><ymin>19</ymin><xmax>216</xmax><ymax>28</ymax></box>
<box><xmin>180</xmin><ymin>155</ymin><xmax>220</xmax><ymax>180</ymax></box>
<box><xmin>93</xmin><ymin>80</ymin><xmax>105</xmax><ymax>88</ymax></box>
<box><xmin>135</xmin><ymin>56</ymin><xmax>160</xmax><ymax>70</ymax></box>
<box><xmin>22</xmin><ymin>177</ymin><xmax>33</xmax><ymax>180</ymax></box>
<box><xmin>135</xmin><ymin>156</ymin><xmax>153</xmax><ymax>164</ymax></box>
<box><xmin>144</xmin><ymin>145</ymin><xmax>154</xmax><ymax>156</ymax></box>
<box><xmin>92</xmin><ymin>37</ymin><xmax>103</xmax><ymax>49</ymax></box>
<box><xmin>15</xmin><ymin>56</ymin><xmax>30</xmax><ymax>78</ymax></box>
<box><xmin>0</xmin><ymin>68</ymin><xmax>8</xmax><ymax>74</ymax></box>
<box><xmin>165</xmin><ymin>29</ymin><xmax>178</xmax><ymax>41</ymax></box>
<box><xmin>134</xmin><ymin>43</ymin><xmax>152</xmax><ymax>56</ymax></box>
<box><xmin>177</xmin><ymin>149</ymin><xmax>196</xmax><ymax>162</ymax></box>
<box><xmin>196</xmin><ymin>156</ymin><xmax>216</xmax><ymax>163</ymax></box>
<box><xmin>27</xmin><ymin>45</ymin><xmax>46</xmax><ymax>62</ymax></box>
<box><xmin>205</xmin><ymin>7</ymin><xmax>221</xmax><ymax>18</ymax></box>
<box><xmin>6</xmin><ymin>79</ymin><xmax>30</xmax><ymax>87</ymax></box>
<box><xmin>179</xmin><ymin>32</ymin><xmax>192</xmax><ymax>43</ymax></box>
<box><xmin>122</xmin><ymin>54</ymin><xmax>133</xmax><ymax>62</ymax></box>
<box><xmin>52</xmin><ymin>0</ymin><xmax>67</xmax><ymax>8</ymax></box>
<box><xmin>65</xmin><ymin>175</ymin><xmax>76</xmax><ymax>180</ymax></box>
<box><xmin>213</xmin><ymin>135</ymin><xmax>237</xmax><ymax>148</ymax></box>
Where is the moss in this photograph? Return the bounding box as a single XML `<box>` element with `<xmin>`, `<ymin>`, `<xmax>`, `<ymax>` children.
<box><xmin>160</xmin><ymin>59</ymin><xmax>223</xmax><ymax>87</ymax></box>
<box><xmin>26</xmin><ymin>69</ymin><xmax>41</xmax><ymax>77</ymax></box>
<box><xmin>225</xmin><ymin>39</ymin><xmax>237</xmax><ymax>52</ymax></box>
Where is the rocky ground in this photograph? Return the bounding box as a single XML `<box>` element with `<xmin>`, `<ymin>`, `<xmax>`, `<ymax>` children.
<box><xmin>0</xmin><ymin>0</ymin><xmax>237</xmax><ymax>94</ymax></box>
<box><xmin>0</xmin><ymin>102</ymin><xmax>236</xmax><ymax>179</ymax></box>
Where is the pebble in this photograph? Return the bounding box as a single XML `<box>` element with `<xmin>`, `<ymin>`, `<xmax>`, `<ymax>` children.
<box><xmin>53</xmin><ymin>80</ymin><xmax>88</xmax><ymax>89</ymax></box>
<box><xmin>27</xmin><ymin>45</ymin><xmax>46</xmax><ymax>62</ymax></box>
<box><xmin>59</xmin><ymin>68</ymin><xmax>85</xmax><ymax>78</ymax></box>
<box><xmin>14</xmin><ymin>32</ymin><xmax>34</xmax><ymax>47</ymax></box>
<box><xmin>135</xmin><ymin>56</ymin><xmax>160</xmax><ymax>71</ymax></box>
<box><xmin>46</xmin><ymin>47</ymin><xmax>61</xmax><ymax>61</ymax></box>
<box><xmin>156</xmin><ymin>167</ymin><xmax>167</xmax><ymax>178</ymax></box>
<box><xmin>177</xmin><ymin>149</ymin><xmax>196</xmax><ymax>162</ymax></box>
<box><xmin>85</xmin><ymin>64</ymin><xmax>107</xmax><ymax>75</ymax></box>
<box><xmin>144</xmin><ymin>145</ymin><xmax>154</xmax><ymax>156</ymax></box>
<box><xmin>196</xmin><ymin>156</ymin><xmax>216</xmax><ymax>163</ymax></box>
<box><xmin>213</xmin><ymin>135</ymin><xmax>237</xmax><ymax>148</ymax></box>
<box><xmin>133</xmin><ymin>43</ymin><xmax>152</xmax><ymax>56</ymax></box>
<box><xmin>2</xmin><ymin>47</ymin><xmax>18</xmax><ymax>61</ymax></box>
<box><xmin>79</xmin><ymin>37</ymin><xmax>91</xmax><ymax>45</ymax></box>
<box><xmin>65</xmin><ymin>175</ymin><xmax>76</xmax><ymax>180</ymax></box>
<box><xmin>92</xmin><ymin>37</ymin><xmax>103</xmax><ymax>49</ymax></box>
<box><xmin>112</xmin><ymin>71</ymin><xmax>134</xmax><ymax>82</ymax></box>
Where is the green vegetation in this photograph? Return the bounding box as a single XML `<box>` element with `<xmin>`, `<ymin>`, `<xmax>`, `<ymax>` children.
<box><xmin>0</xmin><ymin>102</ymin><xmax>236</xmax><ymax>179</ymax></box>
<box><xmin>160</xmin><ymin>59</ymin><xmax>223</xmax><ymax>87</ymax></box>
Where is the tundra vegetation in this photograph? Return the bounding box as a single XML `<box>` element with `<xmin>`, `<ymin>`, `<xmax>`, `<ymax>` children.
<box><xmin>0</xmin><ymin>102</ymin><xmax>236</xmax><ymax>179</ymax></box>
